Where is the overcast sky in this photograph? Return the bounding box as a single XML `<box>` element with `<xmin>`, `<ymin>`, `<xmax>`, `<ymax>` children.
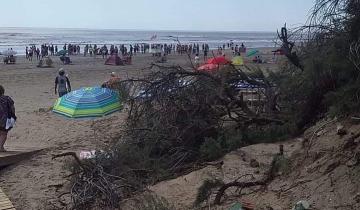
<box><xmin>0</xmin><ymin>0</ymin><xmax>315</xmax><ymax>31</ymax></box>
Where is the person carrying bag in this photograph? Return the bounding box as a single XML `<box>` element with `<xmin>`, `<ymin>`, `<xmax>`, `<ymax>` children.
<box><xmin>0</xmin><ymin>85</ymin><xmax>16</xmax><ymax>152</ymax></box>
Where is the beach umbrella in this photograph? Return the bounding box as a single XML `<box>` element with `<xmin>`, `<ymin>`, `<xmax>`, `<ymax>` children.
<box><xmin>206</xmin><ymin>56</ymin><xmax>231</xmax><ymax>65</ymax></box>
<box><xmin>2</xmin><ymin>49</ymin><xmax>17</xmax><ymax>56</ymax></box>
<box><xmin>53</xmin><ymin>87</ymin><xmax>122</xmax><ymax>118</ymax></box>
<box><xmin>56</xmin><ymin>50</ymin><xmax>68</xmax><ymax>56</ymax></box>
<box><xmin>197</xmin><ymin>63</ymin><xmax>219</xmax><ymax>72</ymax></box>
<box><xmin>232</xmin><ymin>56</ymin><xmax>244</xmax><ymax>66</ymax></box>
<box><xmin>246</xmin><ymin>49</ymin><xmax>259</xmax><ymax>57</ymax></box>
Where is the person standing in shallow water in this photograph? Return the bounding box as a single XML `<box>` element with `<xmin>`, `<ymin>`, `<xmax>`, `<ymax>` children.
<box><xmin>55</xmin><ymin>68</ymin><xmax>72</xmax><ymax>97</ymax></box>
<box><xmin>0</xmin><ymin>85</ymin><xmax>16</xmax><ymax>152</ymax></box>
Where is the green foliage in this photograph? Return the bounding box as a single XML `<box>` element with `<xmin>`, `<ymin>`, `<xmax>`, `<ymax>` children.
<box><xmin>222</xmin><ymin>129</ymin><xmax>245</xmax><ymax>151</ymax></box>
<box><xmin>194</xmin><ymin>179</ymin><xmax>224</xmax><ymax>206</ymax></box>
<box><xmin>273</xmin><ymin>0</ymin><xmax>360</xmax><ymax>128</ymax></box>
<box><xmin>243</xmin><ymin>123</ymin><xmax>298</xmax><ymax>144</ymax></box>
<box><xmin>273</xmin><ymin>31</ymin><xmax>359</xmax><ymax>128</ymax></box>
<box><xmin>270</xmin><ymin>154</ymin><xmax>292</xmax><ymax>176</ymax></box>
<box><xmin>199</xmin><ymin>138</ymin><xmax>224</xmax><ymax>161</ymax></box>
<box><xmin>199</xmin><ymin>130</ymin><xmax>246</xmax><ymax>161</ymax></box>
<box><xmin>325</xmin><ymin>81</ymin><xmax>360</xmax><ymax>117</ymax></box>
<box><xmin>197</xmin><ymin>124</ymin><xmax>295</xmax><ymax>162</ymax></box>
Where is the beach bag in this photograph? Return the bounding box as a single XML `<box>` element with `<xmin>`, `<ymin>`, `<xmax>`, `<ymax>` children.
<box><xmin>5</xmin><ymin>118</ymin><xmax>15</xmax><ymax>130</ymax></box>
<box><xmin>5</xmin><ymin>96</ymin><xmax>16</xmax><ymax>131</ymax></box>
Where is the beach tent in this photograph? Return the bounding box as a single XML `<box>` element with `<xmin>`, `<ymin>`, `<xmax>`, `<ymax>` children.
<box><xmin>206</xmin><ymin>56</ymin><xmax>231</xmax><ymax>65</ymax></box>
<box><xmin>197</xmin><ymin>63</ymin><xmax>219</xmax><ymax>72</ymax></box>
<box><xmin>53</xmin><ymin>87</ymin><xmax>122</xmax><ymax>118</ymax></box>
<box><xmin>232</xmin><ymin>56</ymin><xmax>244</xmax><ymax>66</ymax></box>
<box><xmin>246</xmin><ymin>49</ymin><xmax>259</xmax><ymax>57</ymax></box>
<box><xmin>105</xmin><ymin>54</ymin><xmax>123</xmax><ymax>66</ymax></box>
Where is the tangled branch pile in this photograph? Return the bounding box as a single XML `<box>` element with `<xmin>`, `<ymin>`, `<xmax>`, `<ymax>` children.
<box><xmin>108</xmin><ymin>64</ymin><xmax>284</xmax><ymax>178</ymax></box>
<box><xmin>58</xmin><ymin>63</ymin><xmax>285</xmax><ymax>209</ymax></box>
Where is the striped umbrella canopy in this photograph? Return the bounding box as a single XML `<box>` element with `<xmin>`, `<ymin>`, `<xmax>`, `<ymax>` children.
<box><xmin>246</xmin><ymin>49</ymin><xmax>259</xmax><ymax>57</ymax></box>
<box><xmin>53</xmin><ymin>87</ymin><xmax>122</xmax><ymax>118</ymax></box>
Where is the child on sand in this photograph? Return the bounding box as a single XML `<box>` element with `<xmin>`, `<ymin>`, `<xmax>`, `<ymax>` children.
<box><xmin>0</xmin><ymin>85</ymin><xmax>16</xmax><ymax>152</ymax></box>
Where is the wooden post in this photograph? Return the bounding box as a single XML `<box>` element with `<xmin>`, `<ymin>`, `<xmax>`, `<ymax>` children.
<box><xmin>279</xmin><ymin>144</ymin><xmax>284</xmax><ymax>155</ymax></box>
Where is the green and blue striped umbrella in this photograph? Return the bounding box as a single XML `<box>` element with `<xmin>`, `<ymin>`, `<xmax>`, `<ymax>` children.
<box><xmin>246</xmin><ymin>49</ymin><xmax>259</xmax><ymax>57</ymax></box>
<box><xmin>53</xmin><ymin>87</ymin><xmax>122</xmax><ymax>118</ymax></box>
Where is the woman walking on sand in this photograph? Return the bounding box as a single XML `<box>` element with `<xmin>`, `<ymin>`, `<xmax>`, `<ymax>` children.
<box><xmin>0</xmin><ymin>85</ymin><xmax>16</xmax><ymax>152</ymax></box>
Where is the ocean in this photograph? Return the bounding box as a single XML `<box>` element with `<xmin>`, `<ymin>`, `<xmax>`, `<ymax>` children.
<box><xmin>0</xmin><ymin>27</ymin><xmax>278</xmax><ymax>55</ymax></box>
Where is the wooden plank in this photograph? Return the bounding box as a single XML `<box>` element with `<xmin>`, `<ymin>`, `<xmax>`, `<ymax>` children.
<box><xmin>0</xmin><ymin>205</ymin><xmax>14</xmax><ymax>209</ymax></box>
<box><xmin>0</xmin><ymin>204</ymin><xmax>12</xmax><ymax>208</ymax></box>
<box><xmin>0</xmin><ymin>188</ymin><xmax>14</xmax><ymax>210</ymax></box>
<box><xmin>0</xmin><ymin>195</ymin><xmax>8</xmax><ymax>198</ymax></box>
<box><xmin>0</xmin><ymin>147</ymin><xmax>43</xmax><ymax>167</ymax></box>
<box><xmin>3</xmin><ymin>146</ymin><xmax>43</xmax><ymax>152</ymax></box>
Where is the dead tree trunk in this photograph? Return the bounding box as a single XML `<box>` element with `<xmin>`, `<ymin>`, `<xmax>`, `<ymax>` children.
<box><xmin>278</xmin><ymin>25</ymin><xmax>304</xmax><ymax>71</ymax></box>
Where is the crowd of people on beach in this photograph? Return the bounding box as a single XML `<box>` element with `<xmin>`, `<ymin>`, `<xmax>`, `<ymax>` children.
<box><xmin>65</xmin><ymin>44</ymin><xmax>81</xmax><ymax>55</ymax></box>
<box><xmin>22</xmin><ymin>42</ymin><xmax>227</xmax><ymax>59</ymax></box>
<box><xmin>26</xmin><ymin>44</ymin><xmax>59</xmax><ymax>61</ymax></box>
<box><xmin>20</xmin><ymin>41</ymin><xmax>251</xmax><ymax>67</ymax></box>
<box><xmin>94</xmin><ymin>44</ymin><xmax>149</xmax><ymax>58</ymax></box>
<box><xmin>8</xmin><ymin>39</ymin><xmax>252</xmax><ymax>65</ymax></box>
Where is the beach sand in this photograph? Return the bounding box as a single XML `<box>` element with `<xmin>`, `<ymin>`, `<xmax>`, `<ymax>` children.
<box><xmin>0</xmin><ymin>49</ymin><xmax>278</xmax><ymax>209</ymax></box>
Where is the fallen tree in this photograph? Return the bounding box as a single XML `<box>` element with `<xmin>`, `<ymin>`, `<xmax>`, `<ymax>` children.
<box><xmin>53</xmin><ymin>63</ymin><xmax>288</xmax><ymax>209</ymax></box>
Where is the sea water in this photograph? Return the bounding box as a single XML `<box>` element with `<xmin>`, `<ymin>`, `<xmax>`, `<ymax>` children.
<box><xmin>0</xmin><ymin>27</ymin><xmax>278</xmax><ymax>55</ymax></box>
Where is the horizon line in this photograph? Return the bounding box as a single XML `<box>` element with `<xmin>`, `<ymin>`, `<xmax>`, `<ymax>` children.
<box><xmin>0</xmin><ymin>26</ymin><xmax>277</xmax><ymax>33</ymax></box>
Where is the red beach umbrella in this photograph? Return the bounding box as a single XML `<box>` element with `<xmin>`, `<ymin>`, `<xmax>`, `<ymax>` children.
<box><xmin>206</xmin><ymin>56</ymin><xmax>231</xmax><ymax>65</ymax></box>
<box><xmin>197</xmin><ymin>63</ymin><xmax>219</xmax><ymax>72</ymax></box>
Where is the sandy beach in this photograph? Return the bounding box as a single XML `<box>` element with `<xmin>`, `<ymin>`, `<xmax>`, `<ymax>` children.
<box><xmin>0</xmin><ymin>53</ymin><xmax>189</xmax><ymax>209</ymax></box>
<box><xmin>0</xmin><ymin>50</ymin><xmax>276</xmax><ymax>209</ymax></box>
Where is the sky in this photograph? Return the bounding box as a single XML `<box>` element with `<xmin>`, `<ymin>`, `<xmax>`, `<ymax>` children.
<box><xmin>0</xmin><ymin>0</ymin><xmax>315</xmax><ymax>31</ymax></box>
